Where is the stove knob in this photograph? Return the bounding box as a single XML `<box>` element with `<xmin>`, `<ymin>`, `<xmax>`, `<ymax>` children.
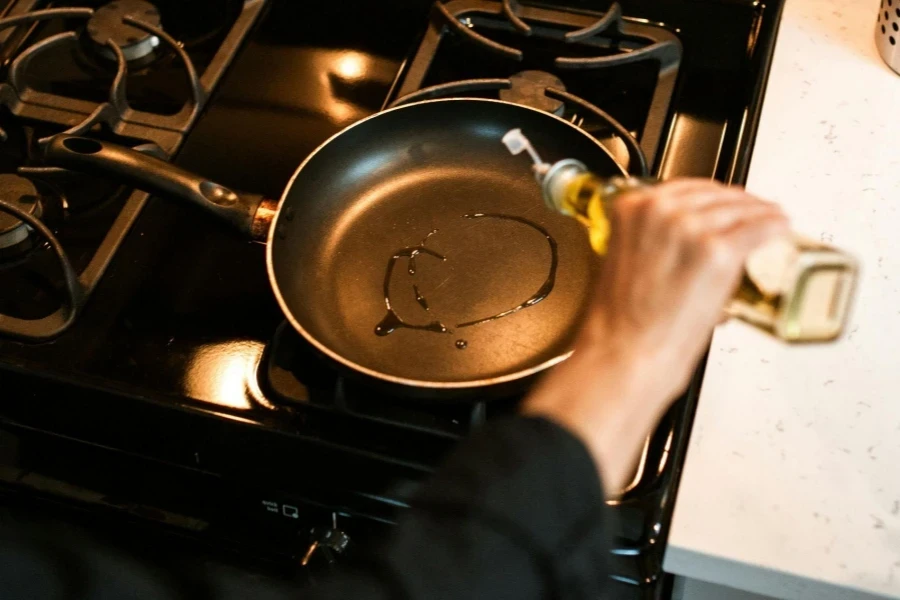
<box><xmin>300</xmin><ymin>514</ymin><xmax>351</xmax><ymax>573</ymax></box>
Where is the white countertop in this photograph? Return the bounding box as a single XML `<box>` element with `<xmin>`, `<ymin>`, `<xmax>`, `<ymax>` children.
<box><xmin>664</xmin><ymin>0</ymin><xmax>900</xmax><ymax>598</ymax></box>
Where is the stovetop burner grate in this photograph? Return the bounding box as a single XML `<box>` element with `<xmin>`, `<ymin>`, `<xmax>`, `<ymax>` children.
<box><xmin>0</xmin><ymin>0</ymin><xmax>264</xmax><ymax>152</ymax></box>
<box><xmin>0</xmin><ymin>0</ymin><xmax>266</xmax><ymax>341</ymax></box>
<box><xmin>387</xmin><ymin>0</ymin><xmax>682</xmax><ymax>172</ymax></box>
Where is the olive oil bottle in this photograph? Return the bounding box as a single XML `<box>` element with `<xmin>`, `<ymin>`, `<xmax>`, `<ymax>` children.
<box><xmin>503</xmin><ymin>129</ymin><xmax>858</xmax><ymax>343</ymax></box>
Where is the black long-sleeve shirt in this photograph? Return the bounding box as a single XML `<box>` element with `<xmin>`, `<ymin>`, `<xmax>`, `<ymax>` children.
<box><xmin>0</xmin><ymin>417</ymin><xmax>614</xmax><ymax>599</ymax></box>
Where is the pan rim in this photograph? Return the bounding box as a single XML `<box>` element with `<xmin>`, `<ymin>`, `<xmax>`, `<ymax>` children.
<box><xmin>266</xmin><ymin>97</ymin><xmax>627</xmax><ymax>390</ymax></box>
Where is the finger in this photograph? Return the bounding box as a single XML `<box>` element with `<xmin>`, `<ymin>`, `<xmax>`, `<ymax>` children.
<box><xmin>718</xmin><ymin>213</ymin><xmax>790</xmax><ymax>258</ymax></box>
<box><xmin>683</xmin><ymin>199</ymin><xmax>785</xmax><ymax>235</ymax></box>
<box><xmin>634</xmin><ymin>182</ymin><xmax>757</xmax><ymax>219</ymax></box>
<box><xmin>614</xmin><ymin>178</ymin><xmax>724</xmax><ymax>212</ymax></box>
<box><xmin>665</xmin><ymin>186</ymin><xmax>762</xmax><ymax>212</ymax></box>
<box><xmin>653</xmin><ymin>179</ymin><xmax>747</xmax><ymax>200</ymax></box>
<box><xmin>654</xmin><ymin>178</ymin><xmax>726</xmax><ymax>195</ymax></box>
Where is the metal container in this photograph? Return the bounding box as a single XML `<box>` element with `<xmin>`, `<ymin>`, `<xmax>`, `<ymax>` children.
<box><xmin>877</xmin><ymin>0</ymin><xmax>900</xmax><ymax>74</ymax></box>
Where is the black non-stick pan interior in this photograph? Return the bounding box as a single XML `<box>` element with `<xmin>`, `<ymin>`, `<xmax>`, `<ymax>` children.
<box><xmin>269</xmin><ymin>99</ymin><xmax>626</xmax><ymax>389</ymax></box>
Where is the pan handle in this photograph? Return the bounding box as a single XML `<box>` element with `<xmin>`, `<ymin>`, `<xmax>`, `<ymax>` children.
<box><xmin>43</xmin><ymin>135</ymin><xmax>275</xmax><ymax>241</ymax></box>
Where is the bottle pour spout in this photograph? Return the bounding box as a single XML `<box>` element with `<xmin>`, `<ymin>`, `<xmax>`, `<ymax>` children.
<box><xmin>502</xmin><ymin>128</ymin><xmax>551</xmax><ymax>179</ymax></box>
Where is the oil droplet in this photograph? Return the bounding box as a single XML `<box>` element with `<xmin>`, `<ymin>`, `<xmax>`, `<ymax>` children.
<box><xmin>455</xmin><ymin>339</ymin><xmax>468</xmax><ymax>350</ymax></box>
<box><xmin>375</xmin><ymin>240</ymin><xmax>450</xmax><ymax>337</ymax></box>
<box><xmin>413</xmin><ymin>284</ymin><xmax>429</xmax><ymax>311</ymax></box>
<box><xmin>407</xmin><ymin>229</ymin><xmax>439</xmax><ymax>275</ymax></box>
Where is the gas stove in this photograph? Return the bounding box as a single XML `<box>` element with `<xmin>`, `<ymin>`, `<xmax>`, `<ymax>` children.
<box><xmin>0</xmin><ymin>0</ymin><xmax>785</xmax><ymax>597</ymax></box>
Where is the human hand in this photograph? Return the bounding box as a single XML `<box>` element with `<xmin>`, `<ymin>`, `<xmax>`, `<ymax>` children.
<box><xmin>522</xmin><ymin>179</ymin><xmax>788</xmax><ymax>493</ymax></box>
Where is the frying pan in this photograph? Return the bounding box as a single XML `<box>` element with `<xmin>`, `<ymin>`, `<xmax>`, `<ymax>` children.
<box><xmin>44</xmin><ymin>98</ymin><xmax>627</xmax><ymax>399</ymax></box>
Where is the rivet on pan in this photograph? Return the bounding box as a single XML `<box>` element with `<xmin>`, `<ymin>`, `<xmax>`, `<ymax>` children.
<box><xmin>276</xmin><ymin>223</ymin><xmax>287</xmax><ymax>239</ymax></box>
<box><xmin>284</xmin><ymin>206</ymin><xmax>295</xmax><ymax>221</ymax></box>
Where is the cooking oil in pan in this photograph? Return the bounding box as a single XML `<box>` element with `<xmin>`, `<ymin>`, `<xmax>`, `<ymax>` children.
<box><xmin>454</xmin><ymin>213</ymin><xmax>558</xmax><ymax>328</ymax></box>
<box><xmin>413</xmin><ymin>284</ymin><xmax>429</xmax><ymax>311</ymax></box>
<box><xmin>374</xmin><ymin>244</ymin><xmax>450</xmax><ymax>337</ymax></box>
<box><xmin>502</xmin><ymin>128</ymin><xmax>859</xmax><ymax>343</ymax></box>
<box><xmin>375</xmin><ymin>214</ymin><xmax>559</xmax><ymax>340</ymax></box>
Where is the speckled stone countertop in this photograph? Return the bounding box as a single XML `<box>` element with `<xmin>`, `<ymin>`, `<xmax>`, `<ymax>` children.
<box><xmin>663</xmin><ymin>0</ymin><xmax>900</xmax><ymax>598</ymax></box>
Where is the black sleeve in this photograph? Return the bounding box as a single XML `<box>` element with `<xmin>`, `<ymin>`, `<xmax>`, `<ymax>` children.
<box><xmin>314</xmin><ymin>415</ymin><xmax>615</xmax><ymax>600</ymax></box>
<box><xmin>0</xmin><ymin>416</ymin><xmax>615</xmax><ymax>600</ymax></box>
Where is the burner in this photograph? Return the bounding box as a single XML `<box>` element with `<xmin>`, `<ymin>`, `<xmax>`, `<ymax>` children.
<box><xmin>87</xmin><ymin>0</ymin><xmax>162</xmax><ymax>62</ymax></box>
<box><xmin>392</xmin><ymin>1</ymin><xmax>683</xmax><ymax>172</ymax></box>
<box><xmin>0</xmin><ymin>1</ymin><xmax>265</xmax><ymax>341</ymax></box>
<box><xmin>0</xmin><ymin>174</ymin><xmax>42</xmax><ymax>251</ymax></box>
<box><xmin>499</xmin><ymin>70</ymin><xmax>565</xmax><ymax>115</ymax></box>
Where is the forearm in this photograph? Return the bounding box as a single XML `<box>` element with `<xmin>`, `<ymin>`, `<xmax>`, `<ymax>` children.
<box><xmin>522</xmin><ymin>342</ymin><xmax>673</xmax><ymax>493</ymax></box>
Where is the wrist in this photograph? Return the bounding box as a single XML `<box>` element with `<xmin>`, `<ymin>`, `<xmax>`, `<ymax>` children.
<box><xmin>522</xmin><ymin>344</ymin><xmax>671</xmax><ymax>495</ymax></box>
